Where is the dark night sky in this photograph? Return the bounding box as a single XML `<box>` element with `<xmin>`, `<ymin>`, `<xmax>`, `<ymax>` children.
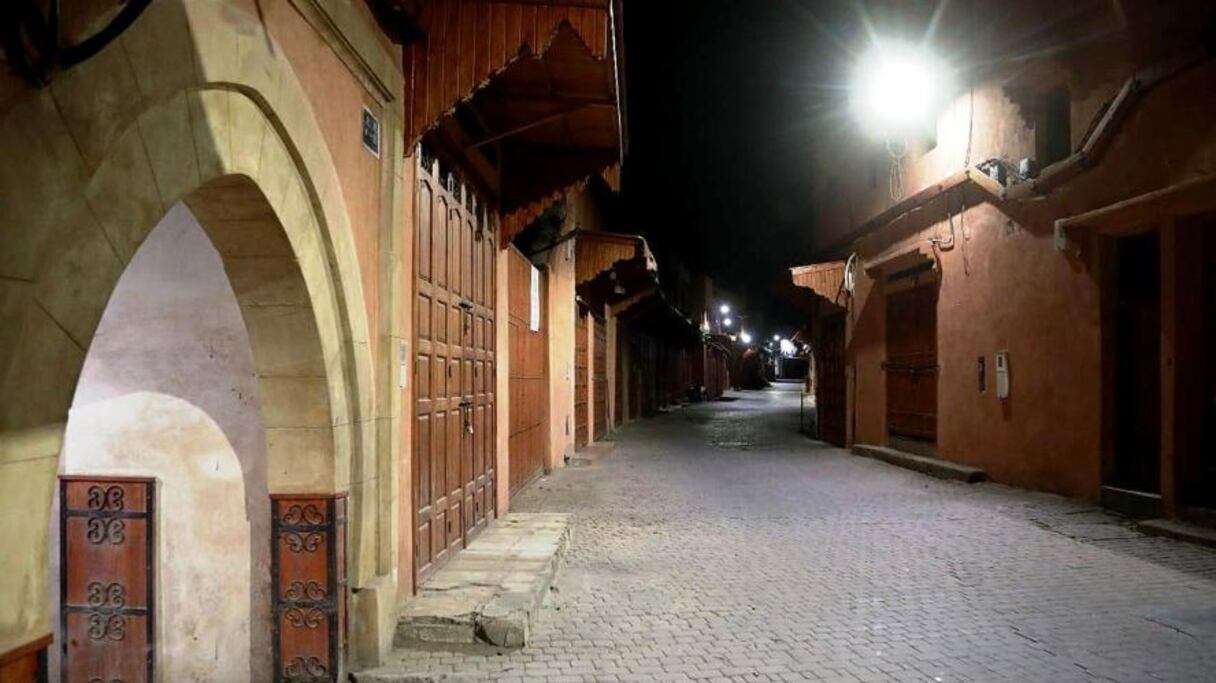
<box><xmin>620</xmin><ymin>1</ymin><xmax>857</xmax><ymax>330</ymax></box>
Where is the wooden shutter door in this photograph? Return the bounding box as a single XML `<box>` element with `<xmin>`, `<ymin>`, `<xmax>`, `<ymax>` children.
<box><xmin>414</xmin><ymin>154</ymin><xmax>497</xmax><ymax>585</ymax></box>
<box><xmin>575</xmin><ymin>310</ymin><xmax>589</xmax><ymax>448</ymax></box>
<box><xmin>885</xmin><ymin>283</ymin><xmax>939</xmax><ymax>443</ymax></box>
<box><xmin>593</xmin><ymin>317</ymin><xmax>608</xmax><ymax>440</ymax></box>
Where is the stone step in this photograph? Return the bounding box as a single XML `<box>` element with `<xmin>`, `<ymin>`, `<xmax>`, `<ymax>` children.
<box><xmin>1137</xmin><ymin>518</ymin><xmax>1216</xmax><ymax>549</ymax></box>
<box><xmin>392</xmin><ymin>513</ymin><xmax>571</xmax><ymax>650</ymax></box>
<box><xmin>571</xmin><ymin>441</ymin><xmax>615</xmax><ymax>465</ymax></box>
<box><xmin>852</xmin><ymin>444</ymin><xmax>987</xmax><ymax>483</ymax></box>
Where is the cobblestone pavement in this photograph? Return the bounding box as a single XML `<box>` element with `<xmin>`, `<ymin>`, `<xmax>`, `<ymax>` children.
<box><xmin>374</xmin><ymin>382</ymin><xmax>1216</xmax><ymax>682</ymax></box>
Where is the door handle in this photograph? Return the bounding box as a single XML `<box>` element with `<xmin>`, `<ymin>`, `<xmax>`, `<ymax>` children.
<box><xmin>459</xmin><ymin>300</ymin><xmax>473</xmax><ymax>335</ymax></box>
<box><xmin>459</xmin><ymin>399</ymin><xmax>474</xmax><ymax>434</ymax></box>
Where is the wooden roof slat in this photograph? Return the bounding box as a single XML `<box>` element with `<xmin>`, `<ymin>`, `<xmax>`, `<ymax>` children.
<box><xmin>790</xmin><ymin>261</ymin><xmax>848</xmax><ymax>306</ymax></box>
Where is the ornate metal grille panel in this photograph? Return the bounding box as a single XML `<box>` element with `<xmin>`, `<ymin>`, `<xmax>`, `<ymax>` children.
<box><xmin>271</xmin><ymin>495</ymin><xmax>346</xmax><ymax>683</ymax></box>
<box><xmin>60</xmin><ymin>476</ymin><xmax>155</xmax><ymax>683</ymax></box>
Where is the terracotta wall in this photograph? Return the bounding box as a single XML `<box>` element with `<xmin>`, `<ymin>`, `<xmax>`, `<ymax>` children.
<box><xmin>826</xmin><ymin>49</ymin><xmax>1216</xmax><ymax>499</ymax></box>
<box><xmin>259</xmin><ymin>0</ymin><xmax>401</xmax><ymax>378</ymax></box>
<box><xmin>544</xmin><ymin>224</ymin><xmax>578</xmax><ymax>468</ymax></box>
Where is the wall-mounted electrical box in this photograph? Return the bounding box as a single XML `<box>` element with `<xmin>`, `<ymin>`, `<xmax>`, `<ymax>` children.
<box><xmin>995</xmin><ymin>350</ymin><xmax>1010</xmax><ymax>399</ymax></box>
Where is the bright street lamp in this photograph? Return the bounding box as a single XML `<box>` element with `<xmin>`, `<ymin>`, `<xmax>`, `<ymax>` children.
<box><xmin>850</xmin><ymin>40</ymin><xmax>947</xmax><ymax>139</ymax></box>
<box><xmin>719</xmin><ymin>304</ymin><xmax>731</xmax><ymax>315</ymax></box>
<box><xmin>772</xmin><ymin>334</ymin><xmax>781</xmax><ymax>341</ymax></box>
<box><xmin>722</xmin><ymin>317</ymin><xmax>733</xmax><ymax>328</ymax></box>
<box><xmin>740</xmin><ymin>331</ymin><xmax>752</xmax><ymax>345</ymax></box>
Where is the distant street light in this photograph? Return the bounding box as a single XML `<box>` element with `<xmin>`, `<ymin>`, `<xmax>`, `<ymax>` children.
<box><xmin>719</xmin><ymin>303</ymin><xmax>731</xmax><ymax>315</ymax></box>
<box><xmin>740</xmin><ymin>331</ymin><xmax>752</xmax><ymax>345</ymax></box>
<box><xmin>722</xmin><ymin>317</ymin><xmax>733</xmax><ymax>328</ymax></box>
<box><xmin>772</xmin><ymin>334</ymin><xmax>781</xmax><ymax>341</ymax></box>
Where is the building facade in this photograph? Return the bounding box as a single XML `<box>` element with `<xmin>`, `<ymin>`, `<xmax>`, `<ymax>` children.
<box><xmin>793</xmin><ymin>1</ymin><xmax>1216</xmax><ymax>522</ymax></box>
<box><xmin>0</xmin><ymin>1</ymin><xmax>627</xmax><ymax>680</ymax></box>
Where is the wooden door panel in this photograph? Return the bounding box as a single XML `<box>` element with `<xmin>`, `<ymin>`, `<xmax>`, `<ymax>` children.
<box><xmin>593</xmin><ymin>317</ymin><xmax>608</xmax><ymax>440</ymax></box>
<box><xmin>817</xmin><ymin>312</ymin><xmax>847</xmax><ymax>446</ymax></box>
<box><xmin>885</xmin><ymin>284</ymin><xmax>938</xmax><ymax>443</ymax></box>
<box><xmin>575</xmin><ymin>311</ymin><xmax>589</xmax><ymax>448</ymax></box>
<box><xmin>413</xmin><ymin>156</ymin><xmax>496</xmax><ymax>585</ymax></box>
<box><xmin>60</xmin><ymin>477</ymin><xmax>154</xmax><ymax>683</ymax></box>
<box><xmin>271</xmin><ymin>495</ymin><xmax>345</xmax><ymax>683</ymax></box>
<box><xmin>507</xmin><ymin>249</ymin><xmax>547</xmax><ymax>496</ymax></box>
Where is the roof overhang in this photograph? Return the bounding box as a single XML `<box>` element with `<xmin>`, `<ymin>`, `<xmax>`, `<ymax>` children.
<box><xmin>400</xmin><ymin>2</ymin><xmax>624</xmax><ymax>245</ymax></box>
<box><xmin>614</xmin><ymin>288</ymin><xmax>699</xmax><ymax>343</ymax></box>
<box><xmin>575</xmin><ymin>230</ymin><xmax>658</xmax><ymax>305</ymax></box>
<box><xmin>789</xmin><ymin>261</ymin><xmax>847</xmax><ymax>307</ymax></box>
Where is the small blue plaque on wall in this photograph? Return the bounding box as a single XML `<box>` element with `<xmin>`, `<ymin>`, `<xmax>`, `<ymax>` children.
<box><xmin>362</xmin><ymin>106</ymin><xmax>380</xmax><ymax>158</ymax></box>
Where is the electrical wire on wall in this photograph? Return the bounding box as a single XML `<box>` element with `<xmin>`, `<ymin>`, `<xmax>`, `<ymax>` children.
<box><xmin>959</xmin><ymin>0</ymin><xmax>976</xmax><ymax>276</ymax></box>
<box><xmin>886</xmin><ymin>138</ymin><xmax>907</xmax><ymax>201</ymax></box>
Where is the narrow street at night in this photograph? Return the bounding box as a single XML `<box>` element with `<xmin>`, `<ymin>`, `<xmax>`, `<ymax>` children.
<box><xmin>362</xmin><ymin>382</ymin><xmax>1216</xmax><ymax>682</ymax></box>
<box><xmin>5</xmin><ymin>2</ymin><xmax>1216</xmax><ymax>681</ymax></box>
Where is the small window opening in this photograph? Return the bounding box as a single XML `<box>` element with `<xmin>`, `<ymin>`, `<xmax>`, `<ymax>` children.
<box><xmin>1039</xmin><ymin>88</ymin><xmax>1071</xmax><ymax>166</ymax></box>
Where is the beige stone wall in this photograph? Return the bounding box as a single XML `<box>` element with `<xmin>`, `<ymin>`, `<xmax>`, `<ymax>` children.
<box><xmin>0</xmin><ymin>0</ymin><xmax>401</xmax><ymax>664</ymax></box>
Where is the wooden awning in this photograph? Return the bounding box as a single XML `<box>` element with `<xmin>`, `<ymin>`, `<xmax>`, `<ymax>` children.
<box><xmin>576</xmin><ymin>231</ymin><xmax>654</xmax><ymax>284</ymax></box>
<box><xmin>400</xmin><ymin>1</ymin><xmax>618</xmax><ymax>146</ymax></box>
<box><xmin>397</xmin><ymin>1</ymin><xmax>625</xmax><ymax>244</ymax></box>
<box><xmin>614</xmin><ymin>289</ymin><xmax>700</xmax><ymax>344</ymax></box>
<box><xmin>576</xmin><ymin>230</ymin><xmax>658</xmax><ymax>306</ymax></box>
<box><xmin>790</xmin><ymin>261</ymin><xmax>847</xmax><ymax>306</ymax></box>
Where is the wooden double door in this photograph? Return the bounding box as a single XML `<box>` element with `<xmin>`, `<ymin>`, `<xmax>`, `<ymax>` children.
<box><xmin>885</xmin><ymin>281</ymin><xmax>939</xmax><ymax>444</ymax></box>
<box><xmin>413</xmin><ymin>156</ymin><xmax>497</xmax><ymax>584</ymax></box>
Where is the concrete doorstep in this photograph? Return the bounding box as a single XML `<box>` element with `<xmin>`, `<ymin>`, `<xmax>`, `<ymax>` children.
<box><xmin>354</xmin><ymin>513</ymin><xmax>571</xmax><ymax>682</ymax></box>
<box><xmin>1137</xmin><ymin>518</ymin><xmax>1216</xmax><ymax>549</ymax></box>
<box><xmin>571</xmin><ymin>441</ymin><xmax>616</xmax><ymax>464</ymax></box>
<box><xmin>852</xmin><ymin>444</ymin><xmax>987</xmax><ymax>483</ymax></box>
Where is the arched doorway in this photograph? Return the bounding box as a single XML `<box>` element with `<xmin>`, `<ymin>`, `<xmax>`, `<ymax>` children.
<box><xmin>0</xmin><ymin>3</ymin><xmax>383</xmax><ymax>673</ymax></box>
<box><xmin>44</xmin><ymin>174</ymin><xmax>348</xmax><ymax>682</ymax></box>
<box><xmin>52</xmin><ymin>202</ymin><xmax>273</xmax><ymax>681</ymax></box>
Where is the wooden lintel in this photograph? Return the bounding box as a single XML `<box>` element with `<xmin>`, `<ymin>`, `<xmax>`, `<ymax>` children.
<box><xmin>1057</xmin><ymin>174</ymin><xmax>1216</xmax><ymax>234</ymax></box>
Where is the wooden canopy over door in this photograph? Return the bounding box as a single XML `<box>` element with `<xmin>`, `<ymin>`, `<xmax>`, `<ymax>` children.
<box><xmin>593</xmin><ymin>316</ymin><xmax>608</xmax><ymax>440</ymax></box>
<box><xmin>413</xmin><ymin>155</ymin><xmax>497</xmax><ymax>586</ymax></box>
<box><xmin>885</xmin><ymin>281</ymin><xmax>938</xmax><ymax>444</ymax></box>
<box><xmin>507</xmin><ymin>248</ymin><xmax>548</xmax><ymax>496</ymax></box>
<box><xmin>575</xmin><ymin>307</ymin><xmax>589</xmax><ymax>449</ymax></box>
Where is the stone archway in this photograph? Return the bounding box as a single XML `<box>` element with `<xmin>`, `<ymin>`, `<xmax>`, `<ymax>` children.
<box><xmin>0</xmin><ymin>0</ymin><xmax>386</xmax><ymax>671</ymax></box>
<box><xmin>53</xmin><ymin>201</ymin><xmax>275</xmax><ymax>682</ymax></box>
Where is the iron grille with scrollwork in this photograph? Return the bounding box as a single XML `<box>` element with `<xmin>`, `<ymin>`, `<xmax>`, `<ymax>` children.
<box><xmin>271</xmin><ymin>495</ymin><xmax>346</xmax><ymax>683</ymax></box>
<box><xmin>60</xmin><ymin>477</ymin><xmax>155</xmax><ymax>683</ymax></box>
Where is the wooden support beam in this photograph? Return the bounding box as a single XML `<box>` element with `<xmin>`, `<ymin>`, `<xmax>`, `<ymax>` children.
<box><xmin>460</xmin><ymin>0</ymin><xmax>608</xmax><ymax>8</ymax></box>
<box><xmin>465</xmin><ymin>102</ymin><xmax>612</xmax><ymax>151</ymax></box>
